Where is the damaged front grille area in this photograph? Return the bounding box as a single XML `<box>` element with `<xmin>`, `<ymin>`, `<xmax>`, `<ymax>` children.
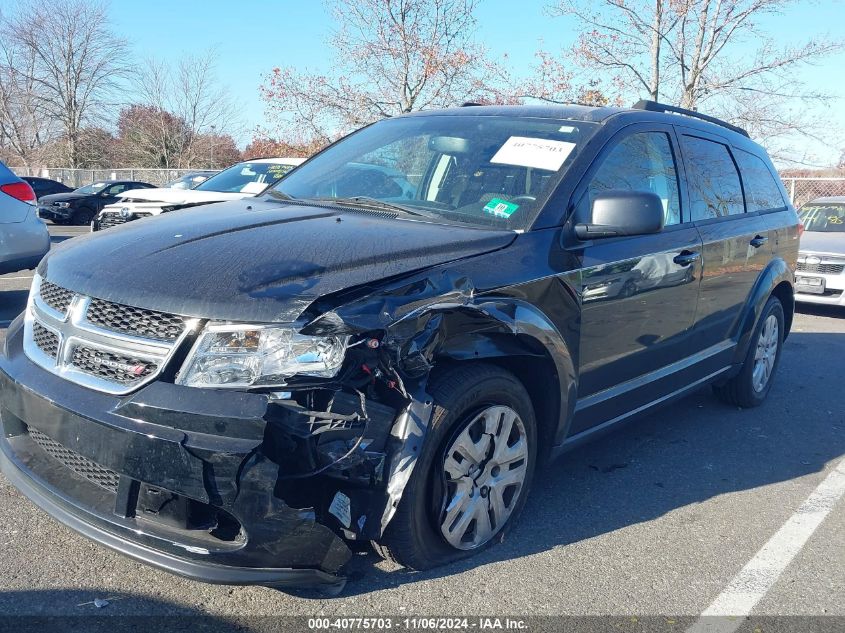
<box><xmin>28</xmin><ymin>427</ymin><xmax>121</xmax><ymax>493</ymax></box>
<box><xmin>23</xmin><ymin>275</ymin><xmax>197</xmax><ymax>394</ymax></box>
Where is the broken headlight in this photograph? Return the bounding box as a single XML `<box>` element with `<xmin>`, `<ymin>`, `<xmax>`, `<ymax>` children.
<box><xmin>176</xmin><ymin>323</ymin><xmax>348</xmax><ymax>388</ymax></box>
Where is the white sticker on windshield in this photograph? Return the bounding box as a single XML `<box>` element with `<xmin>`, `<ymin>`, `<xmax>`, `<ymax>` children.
<box><xmin>240</xmin><ymin>181</ymin><xmax>267</xmax><ymax>194</ymax></box>
<box><xmin>491</xmin><ymin>136</ymin><xmax>576</xmax><ymax>172</ymax></box>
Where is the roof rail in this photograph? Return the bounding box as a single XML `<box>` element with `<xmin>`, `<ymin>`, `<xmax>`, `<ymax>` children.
<box><xmin>631</xmin><ymin>100</ymin><xmax>749</xmax><ymax>138</ymax></box>
<box><xmin>461</xmin><ymin>101</ymin><xmax>484</xmax><ymax>107</ymax></box>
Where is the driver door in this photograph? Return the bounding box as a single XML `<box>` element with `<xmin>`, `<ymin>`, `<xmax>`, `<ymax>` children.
<box><xmin>570</xmin><ymin>125</ymin><xmax>704</xmax><ymax>433</ymax></box>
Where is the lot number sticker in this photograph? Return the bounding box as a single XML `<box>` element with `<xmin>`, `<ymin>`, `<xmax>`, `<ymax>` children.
<box><xmin>329</xmin><ymin>491</ymin><xmax>352</xmax><ymax>528</ymax></box>
<box><xmin>491</xmin><ymin>136</ymin><xmax>576</xmax><ymax>171</ymax></box>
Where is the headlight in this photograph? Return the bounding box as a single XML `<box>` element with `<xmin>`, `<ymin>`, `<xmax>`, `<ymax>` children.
<box><xmin>56</xmin><ymin>202</ymin><xmax>70</xmax><ymax>208</ymax></box>
<box><xmin>176</xmin><ymin>323</ymin><xmax>347</xmax><ymax>388</ymax></box>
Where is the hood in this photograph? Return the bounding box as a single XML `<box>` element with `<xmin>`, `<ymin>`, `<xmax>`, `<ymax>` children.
<box><xmin>38</xmin><ymin>192</ymin><xmax>89</xmax><ymax>204</ymax></box>
<box><xmin>800</xmin><ymin>231</ymin><xmax>845</xmax><ymax>257</ymax></box>
<box><xmin>40</xmin><ymin>199</ymin><xmax>515</xmax><ymax>323</ymax></box>
<box><xmin>116</xmin><ymin>187</ymin><xmax>250</xmax><ymax>205</ymax></box>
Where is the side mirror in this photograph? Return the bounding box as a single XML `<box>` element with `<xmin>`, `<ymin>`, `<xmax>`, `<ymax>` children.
<box><xmin>575</xmin><ymin>190</ymin><xmax>665</xmax><ymax>240</ymax></box>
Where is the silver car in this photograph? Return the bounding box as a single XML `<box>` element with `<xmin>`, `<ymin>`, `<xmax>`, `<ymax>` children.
<box><xmin>795</xmin><ymin>196</ymin><xmax>845</xmax><ymax>306</ymax></box>
<box><xmin>0</xmin><ymin>162</ymin><xmax>50</xmax><ymax>274</ymax></box>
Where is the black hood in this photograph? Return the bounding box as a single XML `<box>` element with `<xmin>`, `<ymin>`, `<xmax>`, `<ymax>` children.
<box><xmin>40</xmin><ymin>199</ymin><xmax>516</xmax><ymax>323</ymax></box>
<box><xmin>38</xmin><ymin>192</ymin><xmax>90</xmax><ymax>204</ymax></box>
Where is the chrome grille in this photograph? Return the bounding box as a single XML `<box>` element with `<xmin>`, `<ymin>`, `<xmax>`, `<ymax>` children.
<box><xmin>23</xmin><ymin>274</ymin><xmax>198</xmax><ymax>395</ymax></box>
<box><xmin>98</xmin><ymin>211</ymin><xmax>151</xmax><ymax>229</ymax></box>
<box><xmin>28</xmin><ymin>427</ymin><xmax>120</xmax><ymax>493</ymax></box>
<box><xmin>39</xmin><ymin>280</ymin><xmax>73</xmax><ymax>313</ymax></box>
<box><xmin>87</xmin><ymin>298</ymin><xmax>186</xmax><ymax>342</ymax></box>
<box><xmin>796</xmin><ymin>262</ymin><xmax>844</xmax><ymax>275</ymax></box>
<box><xmin>71</xmin><ymin>346</ymin><xmax>157</xmax><ymax>384</ymax></box>
<box><xmin>32</xmin><ymin>322</ymin><xmax>59</xmax><ymax>358</ymax></box>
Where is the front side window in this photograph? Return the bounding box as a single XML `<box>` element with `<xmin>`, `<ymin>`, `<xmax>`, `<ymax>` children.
<box><xmin>584</xmin><ymin>131</ymin><xmax>682</xmax><ymax>226</ymax></box>
<box><xmin>105</xmin><ymin>184</ymin><xmax>128</xmax><ymax>196</ymax></box>
<box><xmin>735</xmin><ymin>150</ymin><xmax>786</xmax><ymax>212</ymax></box>
<box><xmin>270</xmin><ymin>115</ymin><xmax>599</xmax><ymax>231</ymax></box>
<box><xmin>799</xmin><ymin>204</ymin><xmax>845</xmax><ymax>232</ymax></box>
<box><xmin>682</xmin><ymin>136</ymin><xmax>745</xmax><ymax>220</ymax></box>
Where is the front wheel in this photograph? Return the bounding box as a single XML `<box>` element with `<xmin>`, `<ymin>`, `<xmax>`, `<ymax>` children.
<box><xmin>373</xmin><ymin>364</ymin><xmax>537</xmax><ymax>570</ymax></box>
<box><xmin>713</xmin><ymin>295</ymin><xmax>784</xmax><ymax>407</ymax></box>
<box><xmin>71</xmin><ymin>208</ymin><xmax>95</xmax><ymax>225</ymax></box>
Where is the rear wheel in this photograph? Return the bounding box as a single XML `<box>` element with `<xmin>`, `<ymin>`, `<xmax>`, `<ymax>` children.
<box><xmin>713</xmin><ymin>295</ymin><xmax>784</xmax><ymax>407</ymax></box>
<box><xmin>373</xmin><ymin>364</ymin><xmax>537</xmax><ymax>569</ymax></box>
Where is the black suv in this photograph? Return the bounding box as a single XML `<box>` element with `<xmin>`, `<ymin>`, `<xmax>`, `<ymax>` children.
<box><xmin>0</xmin><ymin>101</ymin><xmax>798</xmax><ymax>592</ymax></box>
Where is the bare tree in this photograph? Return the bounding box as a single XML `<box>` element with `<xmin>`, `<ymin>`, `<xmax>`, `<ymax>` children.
<box><xmin>3</xmin><ymin>0</ymin><xmax>130</xmax><ymax>167</ymax></box>
<box><xmin>550</xmin><ymin>0</ymin><xmax>842</xmax><ymax>161</ymax></box>
<box><xmin>132</xmin><ymin>51</ymin><xmax>241</xmax><ymax>168</ymax></box>
<box><xmin>261</xmin><ymin>0</ymin><xmax>496</xmax><ymax>144</ymax></box>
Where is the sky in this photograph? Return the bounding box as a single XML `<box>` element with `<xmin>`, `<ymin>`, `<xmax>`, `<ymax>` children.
<box><xmin>13</xmin><ymin>0</ymin><xmax>845</xmax><ymax>165</ymax></box>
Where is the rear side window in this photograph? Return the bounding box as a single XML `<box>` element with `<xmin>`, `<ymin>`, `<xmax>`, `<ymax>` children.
<box><xmin>585</xmin><ymin>131</ymin><xmax>682</xmax><ymax>226</ymax></box>
<box><xmin>682</xmin><ymin>136</ymin><xmax>744</xmax><ymax>220</ymax></box>
<box><xmin>734</xmin><ymin>150</ymin><xmax>786</xmax><ymax>211</ymax></box>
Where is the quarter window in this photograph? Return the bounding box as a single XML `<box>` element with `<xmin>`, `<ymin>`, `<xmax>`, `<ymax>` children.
<box><xmin>682</xmin><ymin>136</ymin><xmax>745</xmax><ymax>220</ymax></box>
<box><xmin>734</xmin><ymin>150</ymin><xmax>786</xmax><ymax>211</ymax></box>
<box><xmin>585</xmin><ymin>132</ymin><xmax>682</xmax><ymax>226</ymax></box>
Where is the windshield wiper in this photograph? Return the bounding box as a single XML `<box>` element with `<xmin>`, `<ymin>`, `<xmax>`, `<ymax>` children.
<box><xmin>313</xmin><ymin>196</ymin><xmax>429</xmax><ymax>218</ymax></box>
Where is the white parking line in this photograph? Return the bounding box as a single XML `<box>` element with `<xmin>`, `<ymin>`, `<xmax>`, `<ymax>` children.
<box><xmin>688</xmin><ymin>456</ymin><xmax>845</xmax><ymax>633</ymax></box>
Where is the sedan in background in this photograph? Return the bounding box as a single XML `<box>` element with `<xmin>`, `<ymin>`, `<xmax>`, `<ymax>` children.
<box><xmin>38</xmin><ymin>180</ymin><xmax>156</xmax><ymax>226</ymax></box>
<box><xmin>0</xmin><ymin>161</ymin><xmax>50</xmax><ymax>274</ymax></box>
<box><xmin>795</xmin><ymin>196</ymin><xmax>845</xmax><ymax>306</ymax></box>
<box><xmin>93</xmin><ymin>158</ymin><xmax>305</xmax><ymax>231</ymax></box>
<box><xmin>21</xmin><ymin>176</ymin><xmax>73</xmax><ymax>200</ymax></box>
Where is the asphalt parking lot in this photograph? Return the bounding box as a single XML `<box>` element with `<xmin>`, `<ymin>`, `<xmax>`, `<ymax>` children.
<box><xmin>0</xmin><ymin>225</ymin><xmax>843</xmax><ymax>626</ymax></box>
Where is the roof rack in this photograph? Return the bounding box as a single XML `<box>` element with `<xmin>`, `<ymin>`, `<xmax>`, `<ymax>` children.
<box><xmin>631</xmin><ymin>100</ymin><xmax>749</xmax><ymax>138</ymax></box>
<box><xmin>461</xmin><ymin>101</ymin><xmax>484</xmax><ymax>107</ymax></box>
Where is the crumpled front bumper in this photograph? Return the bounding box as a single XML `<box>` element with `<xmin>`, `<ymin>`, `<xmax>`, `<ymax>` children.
<box><xmin>0</xmin><ymin>318</ymin><xmax>351</xmax><ymax>591</ymax></box>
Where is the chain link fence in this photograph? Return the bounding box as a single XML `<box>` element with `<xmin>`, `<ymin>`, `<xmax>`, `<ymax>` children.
<box><xmin>781</xmin><ymin>178</ymin><xmax>845</xmax><ymax>209</ymax></box>
<box><xmin>11</xmin><ymin>167</ymin><xmax>204</xmax><ymax>188</ymax></box>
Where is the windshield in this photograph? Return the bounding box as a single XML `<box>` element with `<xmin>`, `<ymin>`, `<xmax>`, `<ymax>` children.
<box><xmin>74</xmin><ymin>182</ymin><xmax>108</xmax><ymax>195</ymax></box>
<box><xmin>799</xmin><ymin>204</ymin><xmax>845</xmax><ymax>233</ymax></box>
<box><xmin>269</xmin><ymin>115</ymin><xmax>598</xmax><ymax>230</ymax></box>
<box><xmin>195</xmin><ymin>162</ymin><xmax>294</xmax><ymax>194</ymax></box>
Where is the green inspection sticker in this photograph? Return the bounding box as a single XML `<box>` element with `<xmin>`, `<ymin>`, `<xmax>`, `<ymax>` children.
<box><xmin>483</xmin><ymin>198</ymin><xmax>519</xmax><ymax>218</ymax></box>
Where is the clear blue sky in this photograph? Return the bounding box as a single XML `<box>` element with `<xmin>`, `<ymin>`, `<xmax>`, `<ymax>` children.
<box><xmin>16</xmin><ymin>0</ymin><xmax>845</xmax><ymax>164</ymax></box>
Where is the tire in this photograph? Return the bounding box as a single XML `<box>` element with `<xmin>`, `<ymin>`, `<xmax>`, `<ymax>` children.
<box><xmin>71</xmin><ymin>207</ymin><xmax>95</xmax><ymax>225</ymax></box>
<box><xmin>713</xmin><ymin>295</ymin><xmax>784</xmax><ymax>408</ymax></box>
<box><xmin>373</xmin><ymin>363</ymin><xmax>537</xmax><ymax>570</ymax></box>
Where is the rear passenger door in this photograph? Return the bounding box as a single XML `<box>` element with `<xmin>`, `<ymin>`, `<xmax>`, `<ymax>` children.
<box><xmin>571</xmin><ymin>125</ymin><xmax>704</xmax><ymax>433</ymax></box>
<box><xmin>680</xmin><ymin>130</ymin><xmax>771</xmax><ymax>351</ymax></box>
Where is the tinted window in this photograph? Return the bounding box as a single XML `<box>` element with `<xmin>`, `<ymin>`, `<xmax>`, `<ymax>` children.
<box><xmin>682</xmin><ymin>136</ymin><xmax>744</xmax><ymax>220</ymax></box>
<box><xmin>585</xmin><ymin>132</ymin><xmax>682</xmax><ymax>225</ymax></box>
<box><xmin>105</xmin><ymin>183</ymin><xmax>129</xmax><ymax>196</ymax></box>
<box><xmin>735</xmin><ymin>150</ymin><xmax>786</xmax><ymax>211</ymax></box>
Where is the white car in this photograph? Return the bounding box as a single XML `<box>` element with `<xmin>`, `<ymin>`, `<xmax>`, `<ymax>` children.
<box><xmin>92</xmin><ymin>158</ymin><xmax>306</xmax><ymax>231</ymax></box>
<box><xmin>795</xmin><ymin>196</ymin><xmax>845</xmax><ymax>306</ymax></box>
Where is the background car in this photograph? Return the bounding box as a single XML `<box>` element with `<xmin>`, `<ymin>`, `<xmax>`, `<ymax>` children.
<box><xmin>795</xmin><ymin>196</ymin><xmax>845</xmax><ymax>306</ymax></box>
<box><xmin>93</xmin><ymin>158</ymin><xmax>306</xmax><ymax>230</ymax></box>
<box><xmin>0</xmin><ymin>161</ymin><xmax>50</xmax><ymax>274</ymax></box>
<box><xmin>20</xmin><ymin>176</ymin><xmax>73</xmax><ymax>200</ymax></box>
<box><xmin>164</xmin><ymin>170</ymin><xmax>219</xmax><ymax>190</ymax></box>
<box><xmin>38</xmin><ymin>180</ymin><xmax>156</xmax><ymax>226</ymax></box>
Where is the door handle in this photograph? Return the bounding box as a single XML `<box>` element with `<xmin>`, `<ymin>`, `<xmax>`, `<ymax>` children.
<box><xmin>750</xmin><ymin>235</ymin><xmax>769</xmax><ymax>248</ymax></box>
<box><xmin>673</xmin><ymin>250</ymin><xmax>700</xmax><ymax>266</ymax></box>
